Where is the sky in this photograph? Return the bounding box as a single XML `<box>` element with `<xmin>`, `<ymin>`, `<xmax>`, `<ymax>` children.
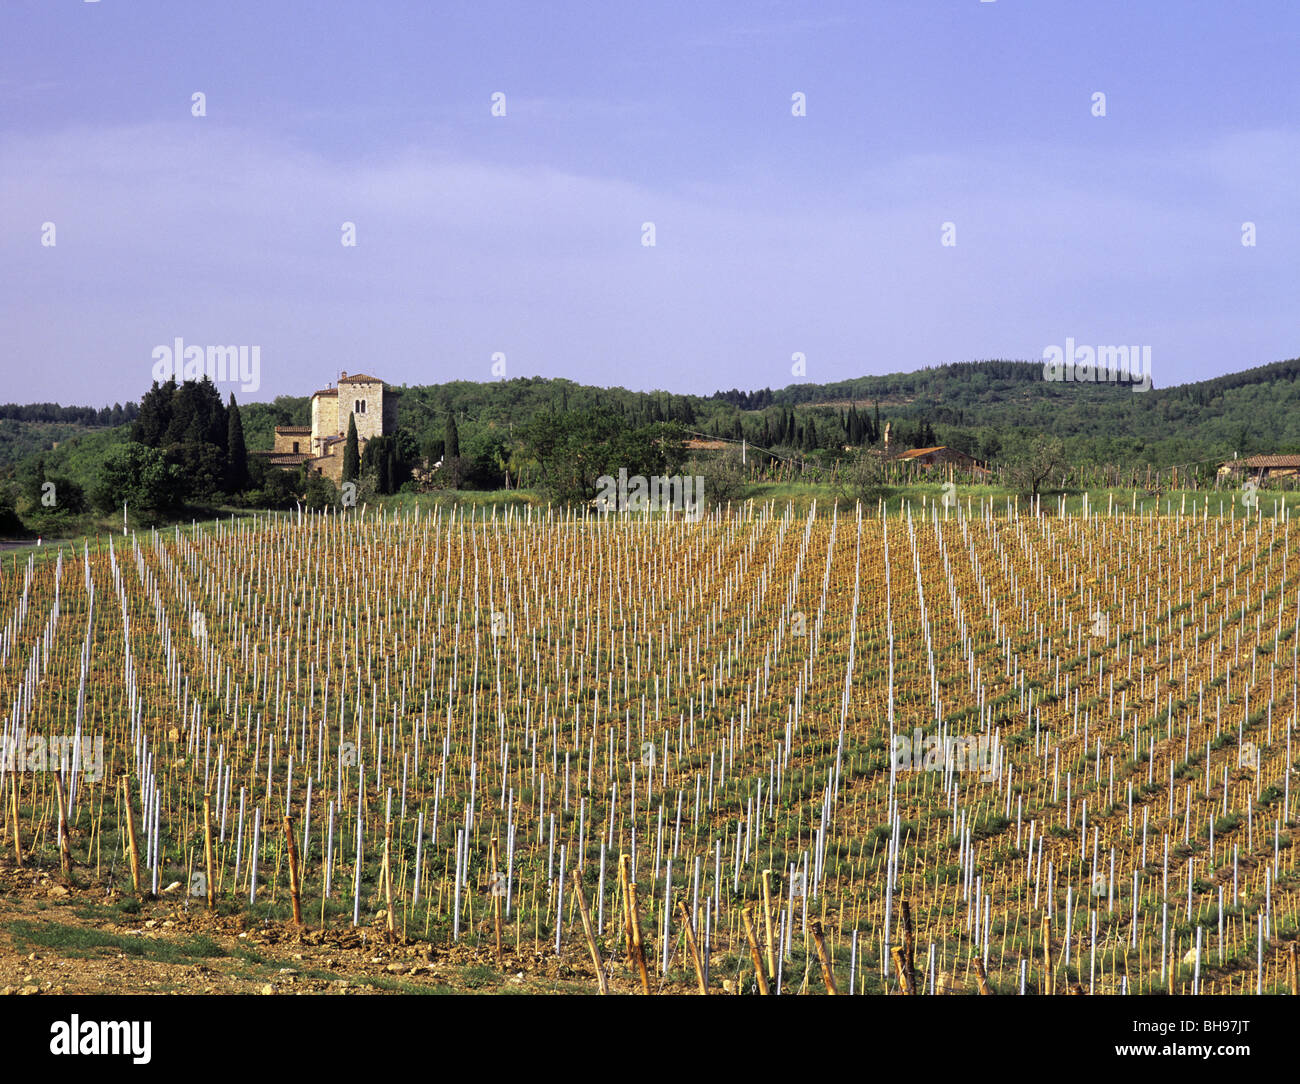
<box><xmin>1</xmin><ymin>0</ymin><xmax>1297</xmax><ymax>407</ymax></box>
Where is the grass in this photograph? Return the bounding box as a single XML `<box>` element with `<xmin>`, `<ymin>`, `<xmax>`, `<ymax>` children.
<box><xmin>6</xmin><ymin>920</ymin><xmax>228</xmax><ymax>964</ymax></box>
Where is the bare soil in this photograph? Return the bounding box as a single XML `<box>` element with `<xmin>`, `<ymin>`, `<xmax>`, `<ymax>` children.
<box><xmin>0</xmin><ymin>866</ymin><xmax>661</xmax><ymax>996</ymax></box>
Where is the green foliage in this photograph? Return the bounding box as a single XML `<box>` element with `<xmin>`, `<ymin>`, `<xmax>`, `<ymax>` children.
<box><xmin>13</xmin><ymin>354</ymin><xmax>1300</xmax><ymax>532</ymax></box>
<box><xmin>303</xmin><ymin>471</ymin><xmax>338</xmax><ymax>510</ymax></box>
<box><xmin>15</xmin><ymin>455</ymin><xmax>89</xmax><ymax>531</ymax></box>
<box><xmin>343</xmin><ymin>414</ymin><xmax>360</xmax><ymax>483</ymax></box>
<box><xmin>841</xmin><ymin>452</ymin><xmax>892</xmax><ymax>503</ymax></box>
<box><xmin>690</xmin><ymin>449</ymin><xmax>747</xmax><ymax>505</ymax></box>
<box><xmin>90</xmin><ymin>442</ymin><xmax>184</xmax><ymax>517</ymax></box>
<box><xmin>521</xmin><ymin>410</ymin><xmax>686</xmax><ymax>505</ymax></box>
<box><xmin>239</xmin><ymin>395</ymin><xmax>310</xmax><ymax>452</ymax></box>
<box><xmin>459</xmin><ymin>426</ymin><xmax>507</xmax><ymax>489</ymax></box>
<box><xmin>0</xmin><ymin>489</ymin><xmax>28</xmax><ymax>538</ymax></box>
<box><xmin>249</xmin><ymin>462</ymin><xmax>298</xmax><ymax>510</ymax></box>
<box><xmin>127</xmin><ymin>378</ymin><xmax>234</xmax><ymax>505</ymax></box>
<box><xmin>445</xmin><ymin>413</ymin><xmax>460</xmax><ymax>459</ymax></box>
<box><xmin>360</xmin><ymin>429</ymin><xmax>418</xmax><ymax>494</ymax></box>
<box><xmin>1002</xmin><ymin>433</ymin><xmax>1066</xmax><ymax>497</ymax></box>
<box><xmin>226</xmin><ymin>393</ymin><xmax>250</xmax><ymax>492</ymax></box>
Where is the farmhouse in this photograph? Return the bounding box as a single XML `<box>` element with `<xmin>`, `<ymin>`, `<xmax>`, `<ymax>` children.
<box><xmin>1218</xmin><ymin>454</ymin><xmax>1300</xmax><ymax>482</ymax></box>
<box><xmin>894</xmin><ymin>446</ymin><xmax>986</xmax><ymax>473</ymax></box>
<box><xmin>259</xmin><ymin>371</ymin><xmax>398</xmax><ymax>484</ymax></box>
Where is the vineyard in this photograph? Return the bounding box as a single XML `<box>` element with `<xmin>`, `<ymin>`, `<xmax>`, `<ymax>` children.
<box><xmin>2</xmin><ymin>496</ymin><xmax>1299</xmax><ymax>996</ymax></box>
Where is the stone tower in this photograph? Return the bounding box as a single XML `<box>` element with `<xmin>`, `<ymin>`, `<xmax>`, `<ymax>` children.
<box><xmin>309</xmin><ymin>371</ymin><xmax>395</xmax><ymax>455</ymax></box>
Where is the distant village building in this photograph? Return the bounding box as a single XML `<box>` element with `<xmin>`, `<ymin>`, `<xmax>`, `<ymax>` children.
<box><xmin>259</xmin><ymin>371</ymin><xmax>397</xmax><ymax>484</ymax></box>
<box><xmin>894</xmin><ymin>445</ymin><xmax>987</xmax><ymax>473</ymax></box>
<box><xmin>1218</xmin><ymin>454</ymin><xmax>1300</xmax><ymax>482</ymax></box>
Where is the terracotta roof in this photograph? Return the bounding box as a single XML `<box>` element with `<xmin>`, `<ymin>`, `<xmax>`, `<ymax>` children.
<box><xmin>338</xmin><ymin>373</ymin><xmax>383</xmax><ymax>384</ymax></box>
<box><xmin>266</xmin><ymin>453</ymin><xmax>312</xmax><ymax>466</ymax></box>
<box><xmin>896</xmin><ymin>446</ymin><xmax>947</xmax><ymax>459</ymax></box>
<box><xmin>1239</xmin><ymin>455</ymin><xmax>1300</xmax><ymax>469</ymax></box>
<box><xmin>312</xmin><ymin>387</ymin><xmax>338</xmax><ymax>398</ymax></box>
<box><xmin>274</xmin><ymin>426</ymin><xmax>310</xmax><ymax>434</ymax></box>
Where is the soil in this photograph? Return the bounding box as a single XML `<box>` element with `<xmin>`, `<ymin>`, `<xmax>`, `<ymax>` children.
<box><xmin>0</xmin><ymin>866</ymin><xmax>668</xmax><ymax>996</ymax></box>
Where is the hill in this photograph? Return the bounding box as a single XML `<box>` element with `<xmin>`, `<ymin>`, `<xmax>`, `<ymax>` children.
<box><xmin>4</xmin><ymin>357</ymin><xmax>1298</xmax><ymax>514</ymax></box>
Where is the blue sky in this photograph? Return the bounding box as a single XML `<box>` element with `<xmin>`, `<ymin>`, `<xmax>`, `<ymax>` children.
<box><xmin>2</xmin><ymin>0</ymin><xmax>1296</xmax><ymax>406</ymax></box>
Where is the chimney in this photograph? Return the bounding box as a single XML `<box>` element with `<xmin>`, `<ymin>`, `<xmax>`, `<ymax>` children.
<box><xmin>340</xmin><ymin>371</ymin><xmax>348</xmax><ymax>380</ymax></box>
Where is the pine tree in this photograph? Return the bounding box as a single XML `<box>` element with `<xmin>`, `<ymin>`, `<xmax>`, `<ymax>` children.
<box><xmin>226</xmin><ymin>393</ymin><xmax>249</xmax><ymax>492</ymax></box>
<box><xmin>343</xmin><ymin>413</ymin><xmax>360</xmax><ymax>483</ymax></box>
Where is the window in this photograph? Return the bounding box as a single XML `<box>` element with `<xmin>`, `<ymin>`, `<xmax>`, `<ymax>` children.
<box><xmin>292</xmin><ymin>441</ymin><xmax>299</xmax><ymax>454</ymax></box>
<box><xmin>353</xmin><ymin>398</ymin><xmax>366</xmax><ymax>415</ymax></box>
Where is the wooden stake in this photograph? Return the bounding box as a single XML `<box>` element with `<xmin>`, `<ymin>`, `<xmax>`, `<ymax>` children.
<box><xmin>382</xmin><ymin>819</ymin><xmax>395</xmax><ymax>938</ymax></box>
<box><xmin>283</xmin><ymin>816</ymin><xmax>302</xmax><ymax>926</ymax></box>
<box><xmin>620</xmin><ymin>854</ymin><xmax>651</xmax><ymax>994</ymax></box>
<box><xmin>121</xmin><ymin>778</ymin><xmax>139</xmax><ymax>893</ymax></box>
<box><xmin>1043</xmin><ymin>914</ymin><xmax>1054</xmax><ymax>996</ymax></box>
<box><xmin>491</xmin><ymin>837</ymin><xmax>504</xmax><ymax>967</ymax></box>
<box><xmin>11</xmin><ymin>774</ymin><xmax>24</xmax><ymax>869</ymax></box>
<box><xmin>202</xmin><ymin>793</ymin><xmax>215</xmax><ymax>910</ymax></box>
<box><xmin>761</xmin><ymin>869</ymin><xmax>776</xmax><ymax>979</ymax></box>
<box><xmin>572</xmin><ymin>870</ymin><xmax>608</xmax><ymax>994</ymax></box>
<box><xmin>811</xmin><ymin>920</ymin><xmax>839</xmax><ymax>994</ymax></box>
<box><xmin>741</xmin><ymin>906</ymin><xmax>770</xmax><ymax>995</ymax></box>
<box><xmin>677</xmin><ymin>900</ymin><xmax>708</xmax><ymax>994</ymax></box>
<box><xmin>902</xmin><ymin>899</ymin><xmax>916</xmax><ymax>992</ymax></box>
<box><xmin>892</xmin><ymin>946</ymin><xmax>915</xmax><ymax>994</ymax></box>
<box><xmin>53</xmin><ymin>772</ymin><xmax>72</xmax><ymax>881</ymax></box>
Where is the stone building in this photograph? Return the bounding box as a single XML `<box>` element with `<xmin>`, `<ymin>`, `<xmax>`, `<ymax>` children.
<box><xmin>1218</xmin><ymin>454</ymin><xmax>1300</xmax><ymax>483</ymax></box>
<box><xmin>260</xmin><ymin>371</ymin><xmax>397</xmax><ymax>485</ymax></box>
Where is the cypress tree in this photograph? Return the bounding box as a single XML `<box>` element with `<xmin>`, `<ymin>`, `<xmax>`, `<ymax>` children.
<box><xmin>446</xmin><ymin>413</ymin><xmax>460</xmax><ymax>459</ymax></box>
<box><xmin>385</xmin><ymin>443</ymin><xmax>399</xmax><ymax>493</ymax></box>
<box><xmin>343</xmin><ymin>413</ymin><xmax>360</xmax><ymax>483</ymax></box>
<box><xmin>803</xmin><ymin>415</ymin><xmax>818</xmax><ymax>451</ymax></box>
<box><xmin>226</xmin><ymin>393</ymin><xmax>249</xmax><ymax>491</ymax></box>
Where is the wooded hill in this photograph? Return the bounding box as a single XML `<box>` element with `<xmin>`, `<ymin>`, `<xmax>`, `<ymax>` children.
<box><xmin>4</xmin><ymin>356</ymin><xmax>1298</xmax><ymax>528</ymax></box>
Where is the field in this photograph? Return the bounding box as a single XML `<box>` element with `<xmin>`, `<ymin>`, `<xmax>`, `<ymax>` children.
<box><xmin>2</xmin><ymin>496</ymin><xmax>1298</xmax><ymax>995</ymax></box>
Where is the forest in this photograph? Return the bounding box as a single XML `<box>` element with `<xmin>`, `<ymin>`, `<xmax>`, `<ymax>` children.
<box><xmin>2</xmin><ymin>355</ymin><xmax>1298</xmax><ymax>534</ymax></box>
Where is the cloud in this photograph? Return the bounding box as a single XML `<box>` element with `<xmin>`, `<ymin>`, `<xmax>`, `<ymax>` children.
<box><xmin>0</xmin><ymin>121</ymin><xmax>1294</xmax><ymax>404</ymax></box>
